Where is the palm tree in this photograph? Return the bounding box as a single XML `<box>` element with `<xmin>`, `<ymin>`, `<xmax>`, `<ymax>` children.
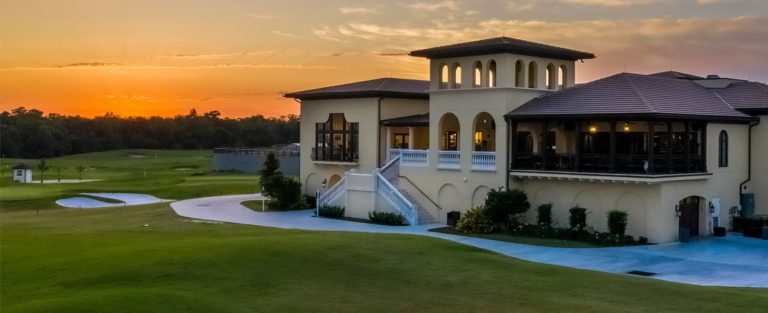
<box><xmin>36</xmin><ymin>159</ymin><xmax>50</xmax><ymax>183</ymax></box>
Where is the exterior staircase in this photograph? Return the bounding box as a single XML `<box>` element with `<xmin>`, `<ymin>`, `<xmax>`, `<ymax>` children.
<box><xmin>399</xmin><ymin>189</ymin><xmax>438</xmax><ymax>224</ymax></box>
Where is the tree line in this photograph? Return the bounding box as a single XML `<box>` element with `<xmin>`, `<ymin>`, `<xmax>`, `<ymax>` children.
<box><xmin>1</xmin><ymin>107</ymin><xmax>300</xmax><ymax>158</ymax></box>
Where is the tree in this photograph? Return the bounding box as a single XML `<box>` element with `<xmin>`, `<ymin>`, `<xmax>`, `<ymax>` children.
<box><xmin>36</xmin><ymin>159</ymin><xmax>50</xmax><ymax>183</ymax></box>
<box><xmin>260</xmin><ymin>152</ymin><xmax>281</xmax><ymax>196</ymax></box>
<box><xmin>76</xmin><ymin>164</ymin><xmax>86</xmax><ymax>181</ymax></box>
<box><xmin>56</xmin><ymin>166</ymin><xmax>66</xmax><ymax>182</ymax></box>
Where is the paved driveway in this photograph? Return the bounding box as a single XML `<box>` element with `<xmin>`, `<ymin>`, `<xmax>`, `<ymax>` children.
<box><xmin>171</xmin><ymin>194</ymin><xmax>768</xmax><ymax>288</ymax></box>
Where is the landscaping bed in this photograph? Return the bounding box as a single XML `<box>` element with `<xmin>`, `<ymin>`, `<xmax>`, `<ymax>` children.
<box><xmin>430</xmin><ymin>227</ymin><xmax>598</xmax><ymax>248</ymax></box>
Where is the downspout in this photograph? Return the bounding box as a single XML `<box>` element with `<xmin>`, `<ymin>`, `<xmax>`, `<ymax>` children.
<box><xmin>738</xmin><ymin>117</ymin><xmax>760</xmax><ymax>210</ymax></box>
<box><xmin>377</xmin><ymin>97</ymin><xmax>383</xmax><ymax>167</ymax></box>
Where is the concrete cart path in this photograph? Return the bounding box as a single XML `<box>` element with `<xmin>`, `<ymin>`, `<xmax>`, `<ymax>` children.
<box><xmin>171</xmin><ymin>194</ymin><xmax>768</xmax><ymax>288</ymax></box>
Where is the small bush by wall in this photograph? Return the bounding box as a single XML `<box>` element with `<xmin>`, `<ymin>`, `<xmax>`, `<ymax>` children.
<box><xmin>455</xmin><ymin>206</ymin><xmax>498</xmax><ymax>234</ymax></box>
<box><xmin>569</xmin><ymin>206</ymin><xmax>588</xmax><ymax>232</ymax></box>
<box><xmin>537</xmin><ymin>203</ymin><xmax>553</xmax><ymax>228</ymax></box>
<box><xmin>369</xmin><ymin>211</ymin><xmax>405</xmax><ymax>225</ymax></box>
<box><xmin>607</xmin><ymin>210</ymin><xmax>628</xmax><ymax>237</ymax></box>
<box><xmin>318</xmin><ymin>205</ymin><xmax>345</xmax><ymax>218</ymax></box>
<box><xmin>484</xmin><ymin>188</ymin><xmax>530</xmax><ymax>228</ymax></box>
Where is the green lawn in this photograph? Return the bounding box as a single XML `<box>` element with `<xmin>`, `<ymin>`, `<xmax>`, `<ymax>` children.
<box><xmin>2</xmin><ymin>204</ymin><xmax>767</xmax><ymax>313</ymax></box>
<box><xmin>0</xmin><ymin>150</ymin><xmax>261</xmax><ymax>211</ymax></box>
<box><xmin>1</xmin><ymin>150</ymin><xmax>766</xmax><ymax>312</ymax></box>
<box><xmin>430</xmin><ymin>226</ymin><xmax>599</xmax><ymax>248</ymax></box>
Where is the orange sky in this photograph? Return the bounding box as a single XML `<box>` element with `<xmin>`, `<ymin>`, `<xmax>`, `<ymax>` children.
<box><xmin>1</xmin><ymin>0</ymin><xmax>767</xmax><ymax>118</ymax></box>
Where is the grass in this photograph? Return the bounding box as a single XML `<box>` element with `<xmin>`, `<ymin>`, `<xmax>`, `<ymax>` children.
<box><xmin>430</xmin><ymin>227</ymin><xmax>600</xmax><ymax>248</ymax></box>
<box><xmin>0</xmin><ymin>149</ymin><xmax>262</xmax><ymax>212</ymax></box>
<box><xmin>2</xmin><ymin>204</ymin><xmax>767</xmax><ymax>313</ymax></box>
<box><xmin>241</xmin><ymin>200</ymin><xmax>275</xmax><ymax>212</ymax></box>
<box><xmin>2</xmin><ymin>149</ymin><xmax>767</xmax><ymax>312</ymax></box>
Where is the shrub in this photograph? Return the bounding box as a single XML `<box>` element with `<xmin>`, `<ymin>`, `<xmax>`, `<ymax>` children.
<box><xmin>269</xmin><ymin>176</ymin><xmax>305</xmax><ymax>211</ymax></box>
<box><xmin>318</xmin><ymin>205</ymin><xmax>345</xmax><ymax>218</ymax></box>
<box><xmin>304</xmin><ymin>195</ymin><xmax>316</xmax><ymax>209</ymax></box>
<box><xmin>369</xmin><ymin>211</ymin><xmax>406</xmax><ymax>225</ymax></box>
<box><xmin>455</xmin><ymin>206</ymin><xmax>498</xmax><ymax>234</ymax></box>
<box><xmin>260</xmin><ymin>152</ymin><xmax>281</xmax><ymax>197</ymax></box>
<box><xmin>537</xmin><ymin>203</ymin><xmax>553</xmax><ymax>228</ymax></box>
<box><xmin>638</xmin><ymin>236</ymin><xmax>649</xmax><ymax>244</ymax></box>
<box><xmin>484</xmin><ymin>188</ymin><xmax>530</xmax><ymax>227</ymax></box>
<box><xmin>569</xmin><ymin>206</ymin><xmax>588</xmax><ymax>232</ymax></box>
<box><xmin>607</xmin><ymin>210</ymin><xmax>628</xmax><ymax>237</ymax></box>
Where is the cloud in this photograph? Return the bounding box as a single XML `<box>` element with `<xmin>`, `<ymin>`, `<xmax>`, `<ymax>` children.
<box><xmin>407</xmin><ymin>0</ymin><xmax>461</xmax><ymax>12</ymax></box>
<box><xmin>560</xmin><ymin>0</ymin><xmax>657</xmax><ymax>6</ymax></box>
<box><xmin>273</xmin><ymin>30</ymin><xmax>303</xmax><ymax>39</ymax></box>
<box><xmin>507</xmin><ymin>1</ymin><xmax>536</xmax><ymax>12</ymax></box>
<box><xmin>696</xmin><ymin>0</ymin><xmax>740</xmax><ymax>4</ymax></box>
<box><xmin>152</xmin><ymin>51</ymin><xmax>278</xmax><ymax>59</ymax></box>
<box><xmin>313</xmin><ymin>26</ymin><xmax>343</xmax><ymax>42</ymax></box>
<box><xmin>2</xmin><ymin>63</ymin><xmax>335</xmax><ymax>71</ymax></box>
<box><xmin>339</xmin><ymin>6</ymin><xmax>376</xmax><ymax>14</ymax></box>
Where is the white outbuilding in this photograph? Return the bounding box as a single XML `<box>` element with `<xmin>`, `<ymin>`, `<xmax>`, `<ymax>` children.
<box><xmin>12</xmin><ymin>164</ymin><xmax>33</xmax><ymax>183</ymax></box>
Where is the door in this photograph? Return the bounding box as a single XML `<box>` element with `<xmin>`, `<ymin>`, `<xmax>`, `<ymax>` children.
<box><xmin>679</xmin><ymin>197</ymin><xmax>700</xmax><ymax>237</ymax></box>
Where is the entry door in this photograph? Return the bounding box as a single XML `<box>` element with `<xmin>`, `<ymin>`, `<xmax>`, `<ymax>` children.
<box><xmin>679</xmin><ymin>197</ymin><xmax>700</xmax><ymax>237</ymax></box>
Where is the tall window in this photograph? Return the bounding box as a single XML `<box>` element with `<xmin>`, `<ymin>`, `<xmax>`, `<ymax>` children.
<box><xmin>314</xmin><ymin>113</ymin><xmax>359</xmax><ymax>162</ymax></box>
<box><xmin>528</xmin><ymin>61</ymin><xmax>538</xmax><ymax>88</ymax></box>
<box><xmin>718</xmin><ymin>130</ymin><xmax>728</xmax><ymax>167</ymax></box>
<box><xmin>473</xmin><ymin>61</ymin><xmax>482</xmax><ymax>87</ymax></box>
<box><xmin>452</xmin><ymin>63</ymin><xmax>462</xmax><ymax>88</ymax></box>
<box><xmin>488</xmin><ymin>60</ymin><xmax>497</xmax><ymax>87</ymax></box>
<box><xmin>439</xmin><ymin>64</ymin><xmax>448</xmax><ymax>89</ymax></box>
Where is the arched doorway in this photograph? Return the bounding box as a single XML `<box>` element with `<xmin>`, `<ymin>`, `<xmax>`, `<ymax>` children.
<box><xmin>472</xmin><ymin>112</ymin><xmax>495</xmax><ymax>152</ymax></box>
<box><xmin>679</xmin><ymin>196</ymin><xmax>703</xmax><ymax>238</ymax></box>
<box><xmin>328</xmin><ymin>174</ymin><xmax>342</xmax><ymax>188</ymax></box>
<box><xmin>439</xmin><ymin>113</ymin><xmax>460</xmax><ymax>151</ymax></box>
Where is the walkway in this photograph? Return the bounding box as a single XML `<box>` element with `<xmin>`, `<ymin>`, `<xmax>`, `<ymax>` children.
<box><xmin>171</xmin><ymin>194</ymin><xmax>768</xmax><ymax>288</ymax></box>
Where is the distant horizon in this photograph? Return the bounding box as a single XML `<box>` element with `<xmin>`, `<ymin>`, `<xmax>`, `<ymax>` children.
<box><xmin>2</xmin><ymin>0</ymin><xmax>767</xmax><ymax>118</ymax></box>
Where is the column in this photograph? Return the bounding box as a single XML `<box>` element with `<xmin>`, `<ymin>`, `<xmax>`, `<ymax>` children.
<box><xmin>609</xmin><ymin>121</ymin><xmax>616</xmax><ymax>173</ymax></box>
<box><xmin>684</xmin><ymin>122</ymin><xmax>691</xmax><ymax>172</ymax></box>
<box><xmin>647</xmin><ymin>121</ymin><xmax>655</xmax><ymax>175</ymax></box>
<box><xmin>408</xmin><ymin>127</ymin><xmax>415</xmax><ymax>150</ymax></box>
<box><xmin>386</xmin><ymin>127</ymin><xmax>393</xmax><ymax>159</ymax></box>
<box><xmin>509</xmin><ymin>121</ymin><xmax>517</xmax><ymax>169</ymax></box>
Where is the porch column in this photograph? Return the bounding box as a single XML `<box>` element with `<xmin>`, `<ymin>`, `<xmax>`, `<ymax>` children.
<box><xmin>684</xmin><ymin>121</ymin><xmax>691</xmax><ymax>172</ymax></box>
<box><xmin>509</xmin><ymin>121</ymin><xmax>518</xmax><ymax>170</ymax></box>
<box><xmin>541</xmin><ymin>121</ymin><xmax>549</xmax><ymax>170</ymax></box>
<box><xmin>386</xmin><ymin>127</ymin><xmax>393</xmax><ymax>158</ymax></box>
<box><xmin>667</xmin><ymin>121</ymin><xmax>673</xmax><ymax>174</ymax></box>
<box><xmin>574</xmin><ymin>121</ymin><xmax>581</xmax><ymax>171</ymax></box>
<box><xmin>609</xmin><ymin>120</ymin><xmax>616</xmax><ymax>173</ymax></box>
<box><xmin>701</xmin><ymin>123</ymin><xmax>707</xmax><ymax>172</ymax></box>
<box><xmin>408</xmin><ymin>127</ymin><xmax>415</xmax><ymax>150</ymax></box>
<box><xmin>647</xmin><ymin>121</ymin><xmax>655</xmax><ymax>175</ymax></box>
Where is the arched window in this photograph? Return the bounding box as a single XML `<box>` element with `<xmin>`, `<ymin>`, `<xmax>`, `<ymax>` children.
<box><xmin>488</xmin><ymin>60</ymin><xmax>497</xmax><ymax>87</ymax></box>
<box><xmin>559</xmin><ymin>65</ymin><xmax>568</xmax><ymax>89</ymax></box>
<box><xmin>515</xmin><ymin>60</ymin><xmax>524</xmax><ymax>87</ymax></box>
<box><xmin>473</xmin><ymin>61</ymin><xmax>482</xmax><ymax>87</ymax></box>
<box><xmin>314</xmin><ymin>113</ymin><xmax>358</xmax><ymax>162</ymax></box>
<box><xmin>718</xmin><ymin>130</ymin><xmax>728</xmax><ymax>167</ymax></box>
<box><xmin>528</xmin><ymin>61</ymin><xmax>538</xmax><ymax>88</ymax></box>
<box><xmin>439</xmin><ymin>113</ymin><xmax>460</xmax><ymax>150</ymax></box>
<box><xmin>439</xmin><ymin>64</ymin><xmax>448</xmax><ymax>89</ymax></box>
<box><xmin>452</xmin><ymin>63</ymin><xmax>462</xmax><ymax>88</ymax></box>
<box><xmin>546</xmin><ymin>63</ymin><xmax>557</xmax><ymax>90</ymax></box>
<box><xmin>472</xmin><ymin>112</ymin><xmax>495</xmax><ymax>152</ymax></box>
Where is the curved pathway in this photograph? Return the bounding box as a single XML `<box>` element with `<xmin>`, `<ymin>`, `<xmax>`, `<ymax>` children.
<box><xmin>172</xmin><ymin>194</ymin><xmax>768</xmax><ymax>288</ymax></box>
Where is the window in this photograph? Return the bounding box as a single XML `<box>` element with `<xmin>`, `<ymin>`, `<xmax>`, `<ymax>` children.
<box><xmin>439</xmin><ymin>64</ymin><xmax>448</xmax><ymax>89</ymax></box>
<box><xmin>442</xmin><ymin>131</ymin><xmax>458</xmax><ymax>150</ymax></box>
<box><xmin>488</xmin><ymin>60</ymin><xmax>497</xmax><ymax>87</ymax></box>
<box><xmin>439</xmin><ymin>113</ymin><xmax>460</xmax><ymax>151</ymax></box>
<box><xmin>393</xmin><ymin>133</ymin><xmax>409</xmax><ymax>149</ymax></box>
<box><xmin>515</xmin><ymin>60</ymin><xmax>524</xmax><ymax>87</ymax></box>
<box><xmin>528</xmin><ymin>61</ymin><xmax>538</xmax><ymax>88</ymax></box>
<box><xmin>452</xmin><ymin>63</ymin><xmax>462</xmax><ymax>88</ymax></box>
<box><xmin>719</xmin><ymin>130</ymin><xmax>728</xmax><ymax>167</ymax></box>
<box><xmin>472</xmin><ymin>112</ymin><xmax>495</xmax><ymax>151</ymax></box>
<box><xmin>516</xmin><ymin>132</ymin><xmax>533</xmax><ymax>155</ymax></box>
<box><xmin>473</xmin><ymin>61</ymin><xmax>482</xmax><ymax>87</ymax></box>
<box><xmin>559</xmin><ymin>65</ymin><xmax>568</xmax><ymax>89</ymax></box>
<box><xmin>314</xmin><ymin>113</ymin><xmax>359</xmax><ymax>162</ymax></box>
<box><xmin>546</xmin><ymin>63</ymin><xmax>557</xmax><ymax>90</ymax></box>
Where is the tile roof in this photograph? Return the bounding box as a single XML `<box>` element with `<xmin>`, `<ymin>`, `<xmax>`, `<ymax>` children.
<box><xmin>709</xmin><ymin>81</ymin><xmax>768</xmax><ymax>112</ymax></box>
<box><xmin>649</xmin><ymin>71</ymin><xmax>704</xmax><ymax>80</ymax></box>
<box><xmin>285</xmin><ymin>78</ymin><xmax>428</xmax><ymax>100</ymax></box>
<box><xmin>410</xmin><ymin>37</ymin><xmax>595</xmax><ymax>61</ymax></box>
<box><xmin>505</xmin><ymin>73</ymin><xmax>754</xmax><ymax>122</ymax></box>
<box><xmin>380</xmin><ymin>113</ymin><xmax>430</xmax><ymax>126</ymax></box>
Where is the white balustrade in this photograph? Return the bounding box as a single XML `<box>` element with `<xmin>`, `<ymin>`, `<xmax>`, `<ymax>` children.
<box><xmin>437</xmin><ymin>150</ymin><xmax>461</xmax><ymax>169</ymax></box>
<box><xmin>317</xmin><ymin>176</ymin><xmax>347</xmax><ymax>208</ymax></box>
<box><xmin>375</xmin><ymin>172</ymin><xmax>418</xmax><ymax>225</ymax></box>
<box><xmin>388</xmin><ymin>149</ymin><xmax>402</xmax><ymax>162</ymax></box>
<box><xmin>401</xmin><ymin>150</ymin><xmax>428</xmax><ymax>167</ymax></box>
<box><xmin>471</xmin><ymin>151</ymin><xmax>496</xmax><ymax>171</ymax></box>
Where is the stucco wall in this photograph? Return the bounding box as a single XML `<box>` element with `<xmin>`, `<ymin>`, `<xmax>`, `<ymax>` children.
<box><xmin>300</xmin><ymin>97</ymin><xmax>428</xmax><ymax>196</ymax></box>
<box><xmin>748</xmin><ymin>115</ymin><xmax>767</xmax><ymax>215</ymax></box>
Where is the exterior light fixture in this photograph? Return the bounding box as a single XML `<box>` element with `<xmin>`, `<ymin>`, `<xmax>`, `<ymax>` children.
<box><xmin>675</xmin><ymin>205</ymin><xmax>681</xmax><ymax>217</ymax></box>
<box><xmin>588</xmin><ymin>126</ymin><xmax>598</xmax><ymax>133</ymax></box>
<box><xmin>623</xmin><ymin>123</ymin><xmax>630</xmax><ymax>132</ymax></box>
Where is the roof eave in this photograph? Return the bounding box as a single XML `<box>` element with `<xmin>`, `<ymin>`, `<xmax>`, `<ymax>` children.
<box><xmin>503</xmin><ymin>112</ymin><xmax>756</xmax><ymax>124</ymax></box>
<box><xmin>285</xmin><ymin>91</ymin><xmax>429</xmax><ymax>101</ymax></box>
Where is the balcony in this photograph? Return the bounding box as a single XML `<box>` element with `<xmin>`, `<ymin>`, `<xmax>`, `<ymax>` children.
<box><xmin>437</xmin><ymin>150</ymin><xmax>460</xmax><ymax>170</ymax></box>
<box><xmin>388</xmin><ymin>149</ymin><xmax>429</xmax><ymax>167</ymax></box>
<box><xmin>513</xmin><ymin>153</ymin><xmax>705</xmax><ymax>175</ymax></box>
<box><xmin>311</xmin><ymin>147</ymin><xmax>359</xmax><ymax>164</ymax></box>
<box><xmin>471</xmin><ymin>151</ymin><xmax>496</xmax><ymax>171</ymax></box>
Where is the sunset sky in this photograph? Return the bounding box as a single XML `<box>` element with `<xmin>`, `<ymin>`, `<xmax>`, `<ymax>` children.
<box><xmin>1</xmin><ymin>0</ymin><xmax>767</xmax><ymax>118</ymax></box>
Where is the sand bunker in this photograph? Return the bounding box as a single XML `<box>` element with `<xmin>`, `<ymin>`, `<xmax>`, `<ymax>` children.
<box><xmin>56</xmin><ymin>193</ymin><xmax>168</xmax><ymax>208</ymax></box>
